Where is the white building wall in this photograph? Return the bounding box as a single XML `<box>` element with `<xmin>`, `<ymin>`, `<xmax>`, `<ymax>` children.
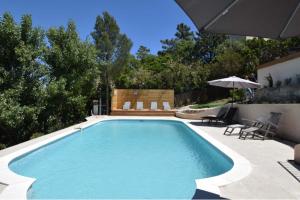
<box><xmin>257</xmin><ymin>57</ymin><xmax>300</xmax><ymax>87</ymax></box>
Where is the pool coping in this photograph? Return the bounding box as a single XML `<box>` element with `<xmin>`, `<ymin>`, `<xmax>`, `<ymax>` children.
<box><xmin>0</xmin><ymin>116</ymin><xmax>251</xmax><ymax>199</ymax></box>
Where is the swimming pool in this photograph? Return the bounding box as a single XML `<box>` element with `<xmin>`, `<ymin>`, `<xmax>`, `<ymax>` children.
<box><xmin>9</xmin><ymin>120</ymin><xmax>233</xmax><ymax>199</ymax></box>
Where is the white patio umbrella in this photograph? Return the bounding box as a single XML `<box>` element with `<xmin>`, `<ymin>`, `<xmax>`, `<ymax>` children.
<box><xmin>208</xmin><ymin>76</ymin><xmax>261</xmax><ymax>106</ymax></box>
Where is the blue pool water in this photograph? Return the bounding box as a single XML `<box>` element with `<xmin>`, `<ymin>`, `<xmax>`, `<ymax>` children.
<box><xmin>9</xmin><ymin>120</ymin><xmax>233</xmax><ymax>199</ymax></box>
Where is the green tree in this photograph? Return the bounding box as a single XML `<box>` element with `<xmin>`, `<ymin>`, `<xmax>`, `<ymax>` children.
<box><xmin>136</xmin><ymin>45</ymin><xmax>151</xmax><ymax>60</ymax></box>
<box><xmin>210</xmin><ymin>40</ymin><xmax>258</xmax><ymax>79</ymax></box>
<box><xmin>193</xmin><ymin>31</ymin><xmax>227</xmax><ymax>64</ymax></box>
<box><xmin>175</xmin><ymin>23</ymin><xmax>194</xmax><ymax>40</ymax></box>
<box><xmin>0</xmin><ymin>13</ymin><xmax>46</xmax><ymax>146</ymax></box>
<box><xmin>91</xmin><ymin>12</ymin><xmax>132</xmax><ymax>114</ymax></box>
<box><xmin>245</xmin><ymin>37</ymin><xmax>300</xmax><ymax>64</ymax></box>
<box><xmin>160</xmin><ymin>23</ymin><xmax>194</xmax><ymax>51</ymax></box>
<box><xmin>159</xmin><ymin>23</ymin><xmax>196</xmax><ymax>64</ymax></box>
<box><xmin>245</xmin><ymin>38</ymin><xmax>285</xmax><ymax>64</ymax></box>
<box><xmin>44</xmin><ymin>21</ymin><xmax>99</xmax><ymax>132</ymax></box>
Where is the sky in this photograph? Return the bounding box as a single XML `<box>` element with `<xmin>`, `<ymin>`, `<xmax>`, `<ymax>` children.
<box><xmin>0</xmin><ymin>0</ymin><xmax>197</xmax><ymax>54</ymax></box>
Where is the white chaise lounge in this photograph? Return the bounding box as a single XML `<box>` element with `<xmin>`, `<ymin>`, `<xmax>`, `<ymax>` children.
<box><xmin>123</xmin><ymin>101</ymin><xmax>131</xmax><ymax>110</ymax></box>
<box><xmin>163</xmin><ymin>101</ymin><xmax>171</xmax><ymax>110</ymax></box>
<box><xmin>150</xmin><ymin>101</ymin><xmax>158</xmax><ymax>110</ymax></box>
<box><xmin>136</xmin><ymin>101</ymin><xmax>143</xmax><ymax>110</ymax></box>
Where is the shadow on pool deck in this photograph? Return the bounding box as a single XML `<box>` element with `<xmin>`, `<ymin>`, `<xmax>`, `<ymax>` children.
<box><xmin>189</xmin><ymin>121</ymin><xmax>227</xmax><ymax>127</ymax></box>
<box><xmin>278</xmin><ymin>160</ymin><xmax>300</xmax><ymax>183</ymax></box>
<box><xmin>192</xmin><ymin>189</ymin><xmax>226</xmax><ymax>199</ymax></box>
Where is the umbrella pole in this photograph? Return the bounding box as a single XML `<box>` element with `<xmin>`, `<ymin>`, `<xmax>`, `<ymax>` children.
<box><xmin>232</xmin><ymin>82</ymin><xmax>234</xmax><ymax>108</ymax></box>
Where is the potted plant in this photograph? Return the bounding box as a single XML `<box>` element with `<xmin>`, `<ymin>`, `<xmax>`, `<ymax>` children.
<box><xmin>265</xmin><ymin>73</ymin><xmax>273</xmax><ymax>88</ymax></box>
<box><xmin>275</xmin><ymin>80</ymin><xmax>282</xmax><ymax>88</ymax></box>
<box><xmin>296</xmin><ymin>74</ymin><xmax>300</xmax><ymax>85</ymax></box>
<box><xmin>284</xmin><ymin>77</ymin><xmax>292</xmax><ymax>86</ymax></box>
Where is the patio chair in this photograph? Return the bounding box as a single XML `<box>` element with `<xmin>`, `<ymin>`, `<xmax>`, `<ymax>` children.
<box><xmin>200</xmin><ymin>106</ymin><xmax>229</xmax><ymax>124</ymax></box>
<box><xmin>123</xmin><ymin>101</ymin><xmax>131</xmax><ymax>110</ymax></box>
<box><xmin>239</xmin><ymin>112</ymin><xmax>282</xmax><ymax>140</ymax></box>
<box><xmin>136</xmin><ymin>101</ymin><xmax>144</xmax><ymax>110</ymax></box>
<box><xmin>163</xmin><ymin>101</ymin><xmax>171</xmax><ymax>110</ymax></box>
<box><xmin>205</xmin><ymin>107</ymin><xmax>238</xmax><ymax>125</ymax></box>
<box><xmin>261</xmin><ymin>112</ymin><xmax>282</xmax><ymax>138</ymax></box>
<box><xmin>212</xmin><ymin>107</ymin><xmax>238</xmax><ymax>125</ymax></box>
<box><xmin>224</xmin><ymin>116</ymin><xmax>266</xmax><ymax>136</ymax></box>
<box><xmin>150</xmin><ymin>101</ymin><xmax>158</xmax><ymax>110</ymax></box>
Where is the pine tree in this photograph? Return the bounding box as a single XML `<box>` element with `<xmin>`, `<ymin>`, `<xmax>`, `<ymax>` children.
<box><xmin>91</xmin><ymin>12</ymin><xmax>132</xmax><ymax>114</ymax></box>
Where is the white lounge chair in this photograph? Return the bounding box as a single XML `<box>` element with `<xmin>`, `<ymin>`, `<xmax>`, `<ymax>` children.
<box><xmin>239</xmin><ymin>112</ymin><xmax>282</xmax><ymax>140</ymax></box>
<box><xmin>224</xmin><ymin>116</ymin><xmax>266</xmax><ymax>136</ymax></box>
<box><xmin>150</xmin><ymin>101</ymin><xmax>158</xmax><ymax>110</ymax></box>
<box><xmin>163</xmin><ymin>101</ymin><xmax>171</xmax><ymax>110</ymax></box>
<box><xmin>123</xmin><ymin>101</ymin><xmax>131</xmax><ymax>110</ymax></box>
<box><xmin>136</xmin><ymin>101</ymin><xmax>143</xmax><ymax>110</ymax></box>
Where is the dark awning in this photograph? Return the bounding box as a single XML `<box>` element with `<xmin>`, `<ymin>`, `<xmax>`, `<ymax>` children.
<box><xmin>175</xmin><ymin>0</ymin><xmax>300</xmax><ymax>39</ymax></box>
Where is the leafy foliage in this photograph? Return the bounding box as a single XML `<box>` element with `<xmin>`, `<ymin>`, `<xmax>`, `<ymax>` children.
<box><xmin>136</xmin><ymin>46</ymin><xmax>151</xmax><ymax>60</ymax></box>
<box><xmin>0</xmin><ymin>13</ymin><xmax>46</xmax><ymax>146</ymax></box>
<box><xmin>245</xmin><ymin>37</ymin><xmax>300</xmax><ymax>64</ymax></box>
<box><xmin>193</xmin><ymin>31</ymin><xmax>227</xmax><ymax>64</ymax></box>
<box><xmin>0</xmin><ymin>14</ymin><xmax>99</xmax><ymax>147</ymax></box>
<box><xmin>91</xmin><ymin>12</ymin><xmax>132</xmax><ymax>114</ymax></box>
<box><xmin>43</xmin><ymin>21</ymin><xmax>99</xmax><ymax>132</ymax></box>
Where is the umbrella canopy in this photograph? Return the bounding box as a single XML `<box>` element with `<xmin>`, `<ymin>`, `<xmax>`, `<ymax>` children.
<box><xmin>208</xmin><ymin>76</ymin><xmax>261</xmax><ymax>106</ymax></box>
<box><xmin>175</xmin><ymin>0</ymin><xmax>300</xmax><ymax>39</ymax></box>
<box><xmin>208</xmin><ymin>76</ymin><xmax>261</xmax><ymax>88</ymax></box>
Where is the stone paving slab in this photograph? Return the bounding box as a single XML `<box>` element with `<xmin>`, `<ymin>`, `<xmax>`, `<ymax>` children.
<box><xmin>191</xmin><ymin>123</ymin><xmax>300</xmax><ymax>199</ymax></box>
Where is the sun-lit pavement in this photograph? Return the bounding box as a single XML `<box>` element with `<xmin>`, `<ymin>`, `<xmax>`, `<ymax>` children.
<box><xmin>188</xmin><ymin>121</ymin><xmax>300</xmax><ymax>199</ymax></box>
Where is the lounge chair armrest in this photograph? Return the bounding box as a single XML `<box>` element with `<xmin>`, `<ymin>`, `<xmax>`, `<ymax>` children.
<box><xmin>241</xmin><ymin>118</ymin><xmax>254</xmax><ymax>123</ymax></box>
<box><xmin>241</xmin><ymin>118</ymin><xmax>258</xmax><ymax>125</ymax></box>
<box><xmin>266</xmin><ymin>120</ymin><xmax>279</xmax><ymax>128</ymax></box>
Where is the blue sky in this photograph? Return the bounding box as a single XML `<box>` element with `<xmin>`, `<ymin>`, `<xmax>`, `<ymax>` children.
<box><xmin>0</xmin><ymin>0</ymin><xmax>197</xmax><ymax>54</ymax></box>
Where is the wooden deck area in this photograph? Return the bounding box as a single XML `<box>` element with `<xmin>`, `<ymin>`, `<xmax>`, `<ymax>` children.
<box><xmin>111</xmin><ymin>109</ymin><xmax>176</xmax><ymax>116</ymax></box>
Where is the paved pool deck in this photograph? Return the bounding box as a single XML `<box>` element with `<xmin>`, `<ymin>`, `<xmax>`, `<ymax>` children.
<box><xmin>189</xmin><ymin>121</ymin><xmax>300</xmax><ymax>199</ymax></box>
<box><xmin>0</xmin><ymin>116</ymin><xmax>299</xmax><ymax>199</ymax></box>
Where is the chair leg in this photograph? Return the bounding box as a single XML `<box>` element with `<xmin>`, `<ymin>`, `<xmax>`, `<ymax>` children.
<box><xmin>229</xmin><ymin>127</ymin><xmax>235</xmax><ymax>135</ymax></box>
<box><xmin>224</xmin><ymin>127</ymin><xmax>229</xmax><ymax>135</ymax></box>
<box><xmin>240</xmin><ymin>131</ymin><xmax>252</xmax><ymax>140</ymax></box>
<box><xmin>238</xmin><ymin>128</ymin><xmax>243</xmax><ymax>137</ymax></box>
<box><xmin>239</xmin><ymin>130</ymin><xmax>244</xmax><ymax>139</ymax></box>
<box><xmin>252</xmin><ymin>131</ymin><xmax>264</xmax><ymax>140</ymax></box>
<box><xmin>224</xmin><ymin>127</ymin><xmax>234</xmax><ymax>135</ymax></box>
<box><xmin>244</xmin><ymin>132</ymin><xmax>251</xmax><ymax>139</ymax></box>
<box><xmin>264</xmin><ymin>129</ymin><xmax>270</xmax><ymax>140</ymax></box>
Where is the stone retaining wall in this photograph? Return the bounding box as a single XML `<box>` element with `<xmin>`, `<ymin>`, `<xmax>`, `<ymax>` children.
<box><xmin>254</xmin><ymin>86</ymin><xmax>300</xmax><ymax>103</ymax></box>
<box><xmin>176</xmin><ymin>106</ymin><xmax>222</xmax><ymax>119</ymax></box>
